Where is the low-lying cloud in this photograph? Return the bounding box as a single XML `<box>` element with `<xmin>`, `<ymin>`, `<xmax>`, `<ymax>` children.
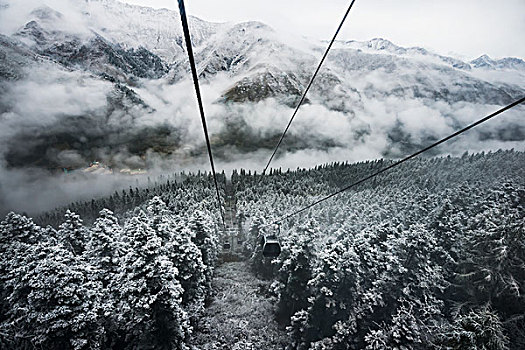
<box><xmin>1</xmin><ymin>57</ymin><xmax>524</xmax><ymax>216</ymax></box>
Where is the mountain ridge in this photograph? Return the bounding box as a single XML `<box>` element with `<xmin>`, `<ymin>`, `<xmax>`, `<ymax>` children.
<box><xmin>0</xmin><ymin>0</ymin><xmax>524</xmax><ymax>174</ymax></box>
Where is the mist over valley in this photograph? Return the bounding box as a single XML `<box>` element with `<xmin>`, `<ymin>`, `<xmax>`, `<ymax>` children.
<box><xmin>1</xmin><ymin>0</ymin><xmax>524</xmax><ymax>215</ymax></box>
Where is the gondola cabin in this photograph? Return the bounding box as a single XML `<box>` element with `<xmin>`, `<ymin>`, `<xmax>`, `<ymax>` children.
<box><xmin>262</xmin><ymin>235</ymin><xmax>281</xmax><ymax>258</ymax></box>
<box><xmin>223</xmin><ymin>241</ymin><xmax>231</xmax><ymax>250</ymax></box>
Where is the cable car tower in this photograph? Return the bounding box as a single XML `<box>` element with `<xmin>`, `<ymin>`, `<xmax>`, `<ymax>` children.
<box><xmin>220</xmin><ymin>177</ymin><xmax>246</xmax><ymax>261</ymax></box>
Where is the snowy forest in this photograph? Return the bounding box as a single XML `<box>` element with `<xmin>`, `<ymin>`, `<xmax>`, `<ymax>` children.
<box><xmin>1</xmin><ymin>149</ymin><xmax>524</xmax><ymax>349</ymax></box>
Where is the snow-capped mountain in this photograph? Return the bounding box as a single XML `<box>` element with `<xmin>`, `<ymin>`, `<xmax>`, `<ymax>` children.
<box><xmin>470</xmin><ymin>54</ymin><xmax>525</xmax><ymax>70</ymax></box>
<box><xmin>0</xmin><ymin>0</ymin><xmax>524</xmax><ymax>173</ymax></box>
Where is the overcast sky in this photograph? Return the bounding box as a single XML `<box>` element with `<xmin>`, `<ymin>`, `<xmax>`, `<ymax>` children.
<box><xmin>120</xmin><ymin>0</ymin><xmax>525</xmax><ymax>59</ymax></box>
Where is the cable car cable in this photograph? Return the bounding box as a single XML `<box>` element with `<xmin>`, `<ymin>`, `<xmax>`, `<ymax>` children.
<box><xmin>177</xmin><ymin>0</ymin><xmax>226</xmax><ymax>229</ymax></box>
<box><xmin>260</xmin><ymin>0</ymin><xmax>358</xmax><ymax>177</ymax></box>
<box><xmin>265</xmin><ymin>96</ymin><xmax>525</xmax><ymax>227</ymax></box>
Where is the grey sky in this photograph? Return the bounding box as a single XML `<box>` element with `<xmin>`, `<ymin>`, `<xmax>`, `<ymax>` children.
<box><xmin>121</xmin><ymin>0</ymin><xmax>525</xmax><ymax>59</ymax></box>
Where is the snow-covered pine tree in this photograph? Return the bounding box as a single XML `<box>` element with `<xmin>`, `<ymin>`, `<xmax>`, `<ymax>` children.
<box><xmin>144</xmin><ymin>197</ymin><xmax>207</xmax><ymax>309</ymax></box>
<box><xmin>87</xmin><ymin>209</ymin><xmax>125</xmax><ymax>276</ymax></box>
<box><xmin>169</xmin><ymin>229</ymin><xmax>207</xmax><ymax>327</ymax></box>
<box><xmin>0</xmin><ymin>213</ymin><xmax>47</xmax><ymax>345</ymax></box>
<box><xmin>113</xmin><ymin>215</ymin><xmax>190</xmax><ymax>349</ymax></box>
<box><xmin>189</xmin><ymin>210</ymin><xmax>219</xmax><ymax>296</ymax></box>
<box><xmin>58</xmin><ymin>210</ymin><xmax>89</xmax><ymax>256</ymax></box>
<box><xmin>275</xmin><ymin>221</ymin><xmax>317</xmax><ymax>321</ymax></box>
<box><xmin>452</xmin><ymin>183</ymin><xmax>525</xmax><ymax>348</ymax></box>
<box><xmin>436</xmin><ymin>306</ymin><xmax>509</xmax><ymax>350</ymax></box>
<box><xmin>2</xmin><ymin>241</ymin><xmax>104</xmax><ymax>350</ymax></box>
<box><xmin>0</xmin><ymin>212</ymin><xmax>43</xmax><ymax>245</ymax></box>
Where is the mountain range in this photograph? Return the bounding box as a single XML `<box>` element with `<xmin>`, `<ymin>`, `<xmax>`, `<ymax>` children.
<box><xmin>1</xmin><ymin>0</ymin><xmax>524</xmax><ymax>173</ymax></box>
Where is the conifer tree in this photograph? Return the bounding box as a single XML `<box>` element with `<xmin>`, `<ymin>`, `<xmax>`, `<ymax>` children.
<box><xmin>3</xmin><ymin>242</ymin><xmax>104</xmax><ymax>350</ymax></box>
<box><xmin>114</xmin><ymin>216</ymin><xmax>190</xmax><ymax>349</ymax></box>
<box><xmin>0</xmin><ymin>213</ymin><xmax>47</xmax><ymax>332</ymax></box>
<box><xmin>58</xmin><ymin>210</ymin><xmax>88</xmax><ymax>256</ymax></box>
<box><xmin>436</xmin><ymin>306</ymin><xmax>509</xmax><ymax>350</ymax></box>
<box><xmin>87</xmin><ymin>209</ymin><xmax>124</xmax><ymax>276</ymax></box>
<box><xmin>275</xmin><ymin>222</ymin><xmax>316</xmax><ymax>321</ymax></box>
<box><xmin>189</xmin><ymin>210</ymin><xmax>219</xmax><ymax>294</ymax></box>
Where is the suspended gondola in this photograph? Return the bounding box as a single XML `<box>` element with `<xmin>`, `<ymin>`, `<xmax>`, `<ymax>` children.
<box><xmin>262</xmin><ymin>224</ymin><xmax>282</xmax><ymax>257</ymax></box>
<box><xmin>262</xmin><ymin>235</ymin><xmax>281</xmax><ymax>258</ymax></box>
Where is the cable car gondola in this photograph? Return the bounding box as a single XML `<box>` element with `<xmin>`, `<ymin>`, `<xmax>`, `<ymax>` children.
<box><xmin>262</xmin><ymin>235</ymin><xmax>281</xmax><ymax>258</ymax></box>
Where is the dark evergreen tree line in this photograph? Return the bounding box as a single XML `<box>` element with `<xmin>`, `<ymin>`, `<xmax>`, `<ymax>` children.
<box><xmin>36</xmin><ymin>171</ymin><xmax>227</xmax><ymax>228</ymax></box>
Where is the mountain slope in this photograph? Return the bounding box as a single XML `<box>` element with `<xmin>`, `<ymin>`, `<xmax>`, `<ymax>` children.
<box><xmin>0</xmin><ymin>0</ymin><xmax>524</xmax><ymax>175</ymax></box>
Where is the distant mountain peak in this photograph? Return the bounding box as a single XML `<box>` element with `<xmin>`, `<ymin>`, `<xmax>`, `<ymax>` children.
<box><xmin>29</xmin><ymin>5</ymin><xmax>63</xmax><ymax>20</ymax></box>
<box><xmin>471</xmin><ymin>54</ymin><xmax>493</xmax><ymax>66</ymax></box>
<box><xmin>471</xmin><ymin>54</ymin><xmax>525</xmax><ymax>70</ymax></box>
<box><xmin>232</xmin><ymin>21</ymin><xmax>272</xmax><ymax>30</ymax></box>
<box><xmin>367</xmin><ymin>38</ymin><xmax>398</xmax><ymax>50</ymax></box>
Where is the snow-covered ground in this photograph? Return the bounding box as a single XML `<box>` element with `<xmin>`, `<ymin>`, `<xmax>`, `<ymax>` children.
<box><xmin>191</xmin><ymin>261</ymin><xmax>288</xmax><ymax>349</ymax></box>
